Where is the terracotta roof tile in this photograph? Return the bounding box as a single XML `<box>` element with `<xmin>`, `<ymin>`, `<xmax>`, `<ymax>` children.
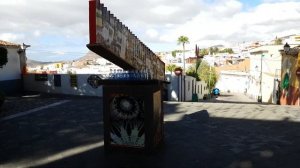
<box><xmin>0</xmin><ymin>40</ymin><xmax>20</xmax><ymax>48</ymax></box>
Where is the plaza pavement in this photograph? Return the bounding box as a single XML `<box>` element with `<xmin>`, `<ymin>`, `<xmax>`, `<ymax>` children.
<box><xmin>0</xmin><ymin>93</ymin><xmax>300</xmax><ymax>168</ymax></box>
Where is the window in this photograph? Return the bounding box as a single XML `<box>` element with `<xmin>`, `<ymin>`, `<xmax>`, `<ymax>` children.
<box><xmin>54</xmin><ymin>75</ymin><xmax>61</xmax><ymax>87</ymax></box>
<box><xmin>70</xmin><ymin>74</ymin><xmax>77</xmax><ymax>87</ymax></box>
<box><xmin>201</xmin><ymin>85</ymin><xmax>203</xmax><ymax>94</ymax></box>
<box><xmin>35</xmin><ymin>74</ymin><xmax>48</xmax><ymax>81</ymax></box>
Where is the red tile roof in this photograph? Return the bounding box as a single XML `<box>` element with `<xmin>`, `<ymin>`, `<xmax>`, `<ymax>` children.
<box><xmin>0</xmin><ymin>40</ymin><xmax>20</xmax><ymax>48</ymax></box>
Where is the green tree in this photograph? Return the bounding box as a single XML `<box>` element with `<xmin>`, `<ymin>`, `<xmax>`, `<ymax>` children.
<box><xmin>226</xmin><ymin>48</ymin><xmax>234</xmax><ymax>54</ymax></box>
<box><xmin>220</xmin><ymin>48</ymin><xmax>234</xmax><ymax>54</ymax></box>
<box><xmin>177</xmin><ymin>36</ymin><xmax>190</xmax><ymax>73</ymax></box>
<box><xmin>274</xmin><ymin>37</ymin><xmax>282</xmax><ymax>45</ymax></box>
<box><xmin>198</xmin><ymin>61</ymin><xmax>219</xmax><ymax>91</ymax></box>
<box><xmin>213</xmin><ymin>47</ymin><xmax>219</xmax><ymax>54</ymax></box>
<box><xmin>171</xmin><ymin>51</ymin><xmax>177</xmax><ymax>57</ymax></box>
<box><xmin>171</xmin><ymin>50</ymin><xmax>182</xmax><ymax>57</ymax></box>
<box><xmin>209</xmin><ymin>47</ymin><xmax>213</xmax><ymax>55</ymax></box>
<box><xmin>199</xmin><ymin>48</ymin><xmax>208</xmax><ymax>56</ymax></box>
<box><xmin>166</xmin><ymin>64</ymin><xmax>177</xmax><ymax>75</ymax></box>
<box><xmin>186</xmin><ymin>59</ymin><xmax>202</xmax><ymax>81</ymax></box>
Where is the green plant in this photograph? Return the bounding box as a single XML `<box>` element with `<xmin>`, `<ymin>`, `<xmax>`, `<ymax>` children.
<box><xmin>166</xmin><ymin>64</ymin><xmax>177</xmax><ymax>75</ymax></box>
<box><xmin>0</xmin><ymin>90</ymin><xmax>5</xmax><ymax>108</ymax></box>
<box><xmin>186</xmin><ymin>59</ymin><xmax>202</xmax><ymax>81</ymax></box>
<box><xmin>198</xmin><ymin>61</ymin><xmax>219</xmax><ymax>91</ymax></box>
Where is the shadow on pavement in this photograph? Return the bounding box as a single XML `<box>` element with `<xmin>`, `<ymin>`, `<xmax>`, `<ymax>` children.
<box><xmin>1</xmin><ymin>99</ymin><xmax>300</xmax><ymax>168</ymax></box>
<box><xmin>39</xmin><ymin>110</ymin><xmax>300</xmax><ymax>168</ymax></box>
<box><xmin>199</xmin><ymin>94</ymin><xmax>263</xmax><ymax>105</ymax></box>
<box><xmin>0</xmin><ymin>97</ymin><xmax>104</xmax><ymax>167</ymax></box>
<box><xmin>202</xmin><ymin>100</ymin><xmax>264</xmax><ymax>105</ymax></box>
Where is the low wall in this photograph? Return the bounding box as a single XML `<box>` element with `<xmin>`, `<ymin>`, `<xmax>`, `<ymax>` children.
<box><xmin>23</xmin><ymin>74</ymin><xmax>103</xmax><ymax>97</ymax></box>
<box><xmin>0</xmin><ymin>79</ymin><xmax>22</xmax><ymax>95</ymax></box>
<box><xmin>166</xmin><ymin>74</ymin><xmax>208</xmax><ymax>101</ymax></box>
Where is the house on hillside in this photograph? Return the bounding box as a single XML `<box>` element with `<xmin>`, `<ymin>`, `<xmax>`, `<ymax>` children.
<box><xmin>0</xmin><ymin>40</ymin><xmax>27</xmax><ymax>95</ymax></box>
<box><xmin>274</xmin><ymin>34</ymin><xmax>300</xmax><ymax>45</ymax></box>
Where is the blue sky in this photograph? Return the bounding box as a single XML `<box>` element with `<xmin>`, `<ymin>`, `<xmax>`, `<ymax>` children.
<box><xmin>0</xmin><ymin>0</ymin><xmax>299</xmax><ymax>62</ymax></box>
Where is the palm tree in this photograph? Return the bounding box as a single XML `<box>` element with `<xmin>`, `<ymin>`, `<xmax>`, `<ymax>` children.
<box><xmin>177</xmin><ymin>36</ymin><xmax>189</xmax><ymax>74</ymax></box>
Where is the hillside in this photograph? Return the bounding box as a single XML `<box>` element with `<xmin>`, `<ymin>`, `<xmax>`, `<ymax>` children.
<box><xmin>75</xmin><ymin>51</ymin><xmax>101</xmax><ymax>62</ymax></box>
<box><xmin>26</xmin><ymin>59</ymin><xmax>53</xmax><ymax>67</ymax></box>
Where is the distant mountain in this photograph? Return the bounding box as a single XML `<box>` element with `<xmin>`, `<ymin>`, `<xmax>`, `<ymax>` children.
<box><xmin>26</xmin><ymin>59</ymin><xmax>53</xmax><ymax>67</ymax></box>
<box><xmin>26</xmin><ymin>52</ymin><xmax>103</xmax><ymax>68</ymax></box>
<box><xmin>75</xmin><ymin>51</ymin><xmax>101</xmax><ymax>62</ymax></box>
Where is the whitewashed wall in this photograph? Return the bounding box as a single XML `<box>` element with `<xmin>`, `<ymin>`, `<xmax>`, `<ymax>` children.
<box><xmin>24</xmin><ymin>74</ymin><xmax>103</xmax><ymax>97</ymax></box>
<box><xmin>248</xmin><ymin>45</ymin><xmax>282</xmax><ymax>103</ymax></box>
<box><xmin>166</xmin><ymin>74</ymin><xmax>208</xmax><ymax>101</ymax></box>
<box><xmin>0</xmin><ymin>48</ymin><xmax>21</xmax><ymax>81</ymax></box>
<box><xmin>196</xmin><ymin>80</ymin><xmax>209</xmax><ymax>99</ymax></box>
<box><xmin>215</xmin><ymin>71</ymin><xmax>249</xmax><ymax>93</ymax></box>
<box><xmin>183</xmin><ymin>76</ymin><xmax>195</xmax><ymax>101</ymax></box>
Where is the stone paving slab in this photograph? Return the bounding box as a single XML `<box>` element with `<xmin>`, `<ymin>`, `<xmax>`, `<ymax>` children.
<box><xmin>0</xmin><ymin>93</ymin><xmax>299</xmax><ymax>168</ymax></box>
<box><xmin>0</xmin><ymin>93</ymin><xmax>65</xmax><ymax>118</ymax></box>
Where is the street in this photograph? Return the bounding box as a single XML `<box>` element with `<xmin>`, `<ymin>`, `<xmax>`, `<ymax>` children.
<box><xmin>0</xmin><ymin>93</ymin><xmax>300</xmax><ymax>168</ymax></box>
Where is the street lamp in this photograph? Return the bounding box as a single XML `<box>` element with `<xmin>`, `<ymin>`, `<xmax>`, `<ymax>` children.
<box><xmin>208</xmin><ymin>65</ymin><xmax>212</xmax><ymax>98</ymax></box>
<box><xmin>250</xmin><ymin>50</ymin><xmax>268</xmax><ymax>103</ymax></box>
<box><xmin>258</xmin><ymin>54</ymin><xmax>264</xmax><ymax>103</ymax></box>
<box><xmin>283</xmin><ymin>42</ymin><xmax>299</xmax><ymax>56</ymax></box>
<box><xmin>284</xmin><ymin>42</ymin><xmax>290</xmax><ymax>54</ymax></box>
<box><xmin>174</xmin><ymin>67</ymin><xmax>183</xmax><ymax>101</ymax></box>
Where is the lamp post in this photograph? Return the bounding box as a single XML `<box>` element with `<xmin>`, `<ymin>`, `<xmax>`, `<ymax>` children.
<box><xmin>284</xmin><ymin>42</ymin><xmax>290</xmax><ymax>54</ymax></box>
<box><xmin>208</xmin><ymin>65</ymin><xmax>212</xmax><ymax>98</ymax></box>
<box><xmin>174</xmin><ymin>67</ymin><xmax>183</xmax><ymax>101</ymax></box>
<box><xmin>258</xmin><ymin>54</ymin><xmax>263</xmax><ymax>103</ymax></box>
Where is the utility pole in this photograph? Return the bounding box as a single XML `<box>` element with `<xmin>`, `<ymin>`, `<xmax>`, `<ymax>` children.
<box><xmin>258</xmin><ymin>54</ymin><xmax>263</xmax><ymax>103</ymax></box>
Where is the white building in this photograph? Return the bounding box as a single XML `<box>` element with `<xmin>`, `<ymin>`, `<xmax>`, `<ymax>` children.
<box><xmin>0</xmin><ymin>40</ymin><xmax>27</xmax><ymax>95</ymax></box>
<box><xmin>247</xmin><ymin>45</ymin><xmax>283</xmax><ymax>103</ymax></box>
<box><xmin>159</xmin><ymin>50</ymin><xmax>196</xmax><ymax>73</ymax></box>
<box><xmin>215</xmin><ymin>71</ymin><xmax>249</xmax><ymax>93</ymax></box>
<box><xmin>279</xmin><ymin>34</ymin><xmax>300</xmax><ymax>45</ymax></box>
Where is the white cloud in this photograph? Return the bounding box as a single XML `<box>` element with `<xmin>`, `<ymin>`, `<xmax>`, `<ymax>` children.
<box><xmin>151</xmin><ymin>5</ymin><xmax>180</xmax><ymax>15</ymax></box>
<box><xmin>0</xmin><ymin>0</ymin><xmax>25</xmax><ymax>5</ymax></box>
<box><xmin>34</xmin><ymin>30</ymin><xmax>41</xmax><ymax>37</ymax></box>
<box><xmin>146</xmin><ymin>29</ymin><xmax>159</xmax><ymax>39</ymax></box>
<box><xmin>0</xmin><ymin>0</ymin><xmax>300</xmax><ymax>60</ymax></box>
<box><xmin>53</xmin><ymin>51</ymin><xmax>65</xmax><ymax>55</ymax></box>
<box><xmin>0</xmin><ymin>33</ymin><xmax>24</xmax><ymax>42</ymax></box>
<box><xmin>158</xmin><ymin>1</ymin><xmax>300</xmax><ymax>50</ymax></box>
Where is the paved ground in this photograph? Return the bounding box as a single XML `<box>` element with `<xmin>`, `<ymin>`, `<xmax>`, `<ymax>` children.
<box><xmin>0</xmin><ymin>93</ymin><xmax>300</xmax><ymax>168</ymax></box>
